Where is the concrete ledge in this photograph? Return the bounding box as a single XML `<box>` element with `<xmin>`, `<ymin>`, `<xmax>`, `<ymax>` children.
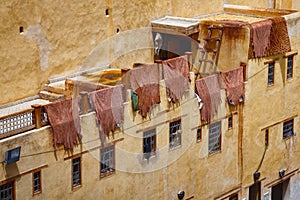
<box><xmin>224</xmin><ymin>4</ymin><xmax>296</xmax><ymax>17</ymax></box>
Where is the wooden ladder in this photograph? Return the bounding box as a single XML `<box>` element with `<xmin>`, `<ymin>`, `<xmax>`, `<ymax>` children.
<box><xmin>196</xmin><ymin>25</ymin><xmax>223</xmax><ymax>78</ymax></box>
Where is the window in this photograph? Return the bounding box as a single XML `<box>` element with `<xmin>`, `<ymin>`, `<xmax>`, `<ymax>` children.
<box><xmin>283</xmin><ymin>119</ymin><xmax>294</xmax><ymax>139</ymax></box>
<box><xmin>209</xmin><ymin>121</ymin><xmax>221</xmax><ymax>154</ymax></box>
<box><xmin>229</xmin><ymin>193</ymin><xmax>238</xmax><ymax>200</ymax></box>
<box><xmin>169</xmin><ymin>119</ymin><xmax>181</xmax><ymax>149</ymax></box>
<box><xmin>197</xmin><ymin>128</ymin><xmax>202</xmax><ymax>142</ymax></box>
<box><xmin>72</xmin><ymin>157</ymin><xmax>81</xmax><ymax>188</ymax></box>
<box><xmin>100</xmin><ymin>145</ymin><xmax>115</xmax><ymax>177</ymax></box>
<box><xmin>268</xmin><ymin>62</ymin><xmax>274</xmax><ymax>86</ymax></box>
<box><xmin>33</xmin><ymin>171</ymin><xmax>41</xmax><ymax>195</ymax></box>
<box><xmin>0</xmin><ymin>181</ymin><xmax>14</xmax><ymax>200</ymax></box>
<box><xmin>249</xmin><ymin>182</ymin><xmax>261</xmax><ymax>200</ymax></box>
<box><xmin>265</xmin><ymin>129</ymin><xmax>269</xmax><ymax>146</ymax></box>
<box><xmin>287</xmin><ymin>56</ymin><xmax>294</xmax><ymax>79</ymax></box>
<box><xmin>143</xmin><ymin>129</ymin><xmax>156</xmax><ymax>159</ymax></box>
<box><xmin>228</xmin><ymin>115</ymin><xmax>233</xmax><ymax>129</ymax></box>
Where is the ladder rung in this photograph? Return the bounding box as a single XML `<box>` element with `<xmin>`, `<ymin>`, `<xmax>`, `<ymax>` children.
<box><xmin>204</xmin><ymin>37</ymin><xmax>221</xmax><ymax>41</ymax></box>
<box><xmin>204</xmin><ymin>48</ymin><xmax>217</xmax><ymax>53</ymax></box>
<box><xmin>199</xmin><ymin>59</ymin><xmax>214</xmax><ymax>64</ymax></box>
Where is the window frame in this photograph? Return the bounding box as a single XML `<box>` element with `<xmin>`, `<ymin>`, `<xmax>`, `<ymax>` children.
<box><xmin>169</xmin><ymin>119</ymin><xmax>182</xmax><ymax>149</ymax></box>
<box><xmin>100</xmin><ymin>145</ymin><xmax>115</xmax><ymax>177</ymax></box>
<box><xmin>229</xmin><ymin>193</ymin><xmax>238</xmax><ymax>200</ymax></box>
<box><xmin>287</xmin><ymin>56</ymin><xmax>294</xmax><ymax>79</ymax></box>
<box><xmin>265</xmin><ymin>129</ymin><xmax>269</xmax><ymax>146</ymax></box>
<box><xmin>228</xmin><ymin>115</ymin><xmax>233</xmax><ymax>130</ymax></box>
<box><xmin>71</xmin><ymin>156</ymin><xmax>81</xmax><ymax>189</ymax></box>
<box><xmin>143</xmin><ymin>129</ymin><xmax>156</xmax><ymax>159</ymax></box>
<box><xmin>196</xmin><ymin>128</ymin><xmax>202</xmax><ymax>142</ymax></box>
<box><xmin>0</xmin><ymin>180</ymin><xmax>15</xmax><ymax>200</ymax></box>
<box><xmin>268</xmin><ymin>62</ymin><xmax>275</xmax><ymax>86</ymax></box>
<box><xmin>283</xmin><ymin>119</ymin><xmax>294</xmax><ymax>139</ymax></box>
<box><xmin>32</xmin><ymin>170</ymin><xmax>42</xmax><ymax>195</ymax></box>
<box><xmin>208</xmin><ymin>121</ymin><xmax>222</xmax><ymax>155</ymax></box>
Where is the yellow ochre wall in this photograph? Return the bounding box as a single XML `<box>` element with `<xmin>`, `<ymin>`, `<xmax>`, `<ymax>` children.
<box><xmin>226</xmin><ymin>0</ymin><xmax>299</xmax><ymax>10</ymax></box>
<box><xmin>0</xmin><ymin>75</ymin><xmax>240</xmax><ymax>199</ymax></box>
<box><xmin>0</xmin><ymin>0</ymin><xmax>223</xmax><ymax>105</ymax></box>
<box><xmin>240</xmin><ymin>12</ymin><xmax>300</xmax><ymax>199</ymax></box>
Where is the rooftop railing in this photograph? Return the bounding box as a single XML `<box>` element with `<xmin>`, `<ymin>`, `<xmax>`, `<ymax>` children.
<box><xmin>0</xmin><ymin>105</ymin><xmax>49</xmax><ymax>140</ymax></box>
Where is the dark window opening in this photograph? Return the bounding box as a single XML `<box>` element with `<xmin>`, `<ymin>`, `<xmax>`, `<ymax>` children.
<box><xmin>153</xmin><ymin>33</ymin><xmax>195</xmax><ymax>61</ymax></box>
<box><xmin>100</xmin><ymin>145</ymin><xmax>115</xmax><ymax>177</ymax></box>
<box><xmin>169</xmin><ymin>120</ymin><xmax>182</xmax><ymax>149</ymax></box>
<box><xmin>0</xmin><ymin>181</ymin><xmax>14</xmax><ymax>200</ymax></box>
<box><xmin>249</xmin><ymin>182</ymin><xmax>261</xmax><ymax>200</ymax></box>
<box><xmin>283</xmin><ymin>119</ymin><xmax>294</xmax><ymax>139</ymax></box>
<box><xmin>33</xmin><ymin>171</ymin><xmax>41</xmax><ymax>194</ymax></box>
<box><xmin>268</xmin><ymin>62</ymin><xmax>275</xmax><ymax>86</ymax></box>
<box><xmin>116</xmin><ymin>28</ymin><xmax>120</xmax><ymax>34</ymax></box>
<box><xmin>105</xmin><ymin>9</ymin><xmax>109</xmax><ymax>17</ymax></box>
<box><xmin>72</xmin><ymin>157</ymin><xmax>81</xmax><ymax>188</ymax></box>
<box><xmin>229</xmin><ymin>193</ymin><xmax>238</xmax><ymax>200</ymax></box>
<box><xmin>209</xmin><ymin>121</ymin><xmax>221</xmax><ymax>154</ymax></box>
<box><xmin>287</xmin><ymin>56</ymin><xmax>293</xmax><ymax>79</ymax></box>
<box><xmin>19</xmin><ymin>26</ymin><xmax>24</xmax><ymax>34</ymax></box>
<box><xmin>271</xmin><ymin>178</ymin><xmax>290</xmax><ymax>200</ymax></box>
<box><xmin>228</xmin><ymin>115</ymin><xmax>233</xmax><ymax>129</ymax></box>
<box><xmin>197</xmin><ymin>128</ymin><xmax>202</xmax><ymax>141</ymax></box>
<box><xmin>265</xmin><ymin>129</ymin><xmax>269</xmax><ymax>146</ymax></box>
<box><xmin>143</xmin><ymin>129</ymin><xmax>156</xmax><ymax>159</ymax></box>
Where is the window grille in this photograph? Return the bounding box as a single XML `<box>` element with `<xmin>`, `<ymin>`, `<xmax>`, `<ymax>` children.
<box><xmin>209</xmin><ymin>121</ymin><xmax>221</xmax><ymax>154</ymax></box>
<box><xmin>0</xmin><ymin>181</ymin><xmax>14</xmax><ymax>200</ymax></box>
<box><xmin>72</xmin><ymin>157</ymin><xmax>81</xmax><ymax>187</ymax></box>
<box><xmin>283</xmin><ymin>119</ymin><xmax>294</xmax><ymax>139</ymax></box>
<box><xmin>100</xmin><ymin>146</ymin><xmax>115</xmax><ymax>176</ymax></box>
<box><xmin>169</xmin><ymin>120</ymin><xmax>181</xmax><ymax>149</ymax></box>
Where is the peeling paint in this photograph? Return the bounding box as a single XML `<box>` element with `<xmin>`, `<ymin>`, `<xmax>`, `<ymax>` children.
<box><xmin>25</xmin><ymin>24</ymin><xmax>51</xmax><ymax>71</ymax></box>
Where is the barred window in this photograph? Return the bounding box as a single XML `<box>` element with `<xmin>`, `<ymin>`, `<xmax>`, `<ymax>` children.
<box><xmin>268</xmin><ymin>62</ymin><xmax>274</xmax><ymax>86</ymax></box>
<box><xmin>283</xmin><ymin>119</ymin><xmax>294</xmax><ymax>139</ymax></box>
<box><xmin>169</xmin><ymin>120</ymin><xmax>181</xmax><ymax>149</ymax></box>
<box><xmin>100</xmin><ymin>145</ymin><xmax>115</xmax><ymax>177</ymax></box>
<box><xmin>0</xmin><ymin>181</ymin><xmax>14</xmax><ymax>200</ymax></box>
<box><xmin>33</xmin><ymin>171</ymin><xmax>41</xmax><ymax>194</ymax></box>
<box><xmin>143</xmin><ymin>129</ymin><xmax>156</xmax><ymax>159</ymax></box>
<box><xmin>72</xmin><ymin>157</ymin><xmax>81</xmax><ymax>188</ymax></box>
<box><xmin>287</xmin><ymin>56</ymin><xmax>294</xmax><ymax>79</ymax></box>
<box><xmin>209</xmin><ymin>121</ymin><xmax>221</xmax><ymax>154</ymax></box>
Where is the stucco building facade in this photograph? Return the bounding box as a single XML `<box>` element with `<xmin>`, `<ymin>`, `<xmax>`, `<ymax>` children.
<box><xmin>0</xmin><ymin>1</ymin><xmax>300</xmax><ymax>200</ymax></box>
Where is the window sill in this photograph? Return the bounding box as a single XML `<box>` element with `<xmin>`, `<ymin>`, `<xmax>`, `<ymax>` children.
<box><xmin>72</xmin><ymin>184</ymin><xmax>82</xmax><ymax>191</ymax></box>
<box><xmin>169</xmin><ymin>145</ymin><xmax>182</xmax><ymax>151</ymax></box>
<box><xmin>208</xmin><ymin>150</ymin><xmax>221</xmax><ymax>157</ymax></box>
<box><xmin>33</xmin><ymin>191</ymin><xmax>42</xmax><ymax>196</ymax></box>
<box><xmin>143</xmin><ymin>152</ymin><xmax>156</xmax><ymax>160</ymax></box>
<box><xmin>100</xmin><ymin>170</ymin><xmax>115</xmax><ymax>179</ymax></box>
<box><xmin>283</xmin><ymin>135</ymin><xmax>294</xmax><ymax>141</ymax></box>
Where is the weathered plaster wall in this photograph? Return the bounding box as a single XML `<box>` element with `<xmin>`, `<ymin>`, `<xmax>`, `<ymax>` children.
<box><xmin>0</xmin><ymin>0</ymin><xmax>223</xmax><ymax>106</ymax></box>
<box><xmin>217</xmin><ymin>25</ymin><xmax>249</xmax><ymax>71</ymax></box>
<box><xmin>226</xmin><ymin>0</ymin><xmax>295</xmax><ymax>9</ymax></box>
<box><xmin>0</xmin><ymin>73</ymin><xmax>240</xmax><ymax>199</ymax></box>
<box><xmin>241</xmin><ymin>12</ymin><xmax>300</xmax><ymax>198</ymax></box>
